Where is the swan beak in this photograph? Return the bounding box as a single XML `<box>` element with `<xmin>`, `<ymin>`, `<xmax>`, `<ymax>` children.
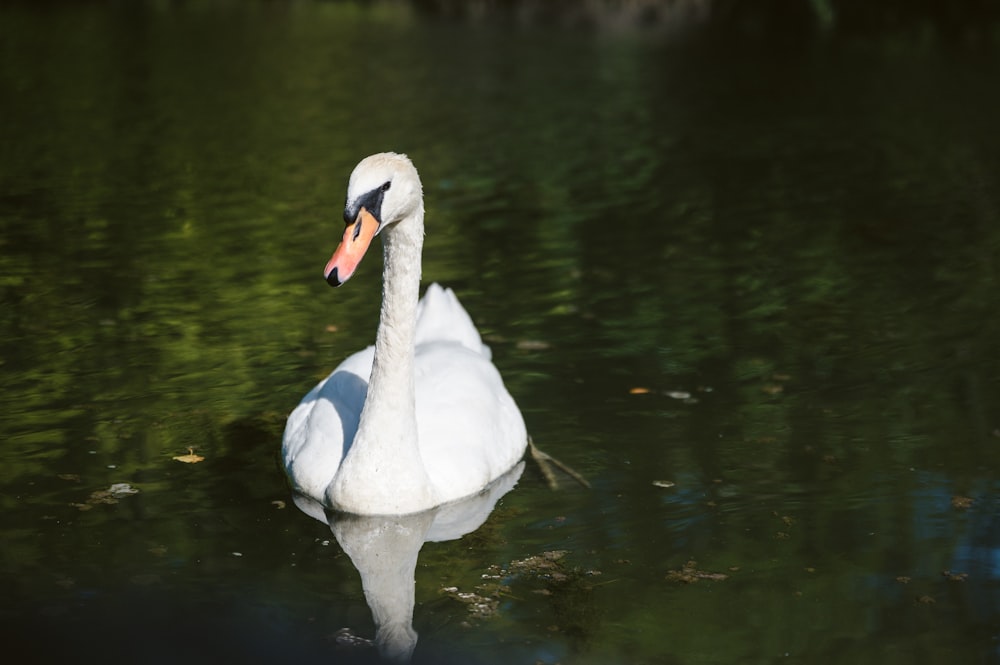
<box><xmin>324</xmin><ymin>207</ymin><xmax>380</xmax><ymax>287</ymax></box>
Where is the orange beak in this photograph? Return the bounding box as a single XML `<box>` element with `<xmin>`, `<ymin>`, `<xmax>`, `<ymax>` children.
<box><xmin>324</xmin><ymin>207</ymin><xmax>379</xmax><ymax>287</ymax></box>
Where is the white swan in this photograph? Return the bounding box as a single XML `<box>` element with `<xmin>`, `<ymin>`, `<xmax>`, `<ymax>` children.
<box><xmin>282</xmin><ymin>152</ymin><xmax>528</xmax><ymax>516</ymax></box>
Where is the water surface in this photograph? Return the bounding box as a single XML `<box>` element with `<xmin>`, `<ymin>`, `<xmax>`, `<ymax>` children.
<box><xmin>2</xmin><ymin>3</ymin><xmax>999</xmax><ymax>663</ymax></box>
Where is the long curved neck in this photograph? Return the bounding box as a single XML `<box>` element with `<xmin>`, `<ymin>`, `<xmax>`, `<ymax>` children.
<box><xmin>327</xmin><ymin>207</ymin><xmax>437</xmax><ymax>515</ymax></box>
<box><xmin>367</xmin><ymin>216</ymin><xmax>423</xmax><ymax>420</ymax></box>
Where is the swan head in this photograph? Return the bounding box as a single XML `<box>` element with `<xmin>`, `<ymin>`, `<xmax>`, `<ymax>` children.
<box><xmin>324</xmin><ymin>152</ymin><xmax>423</xmax><ymax>287</ymax></box>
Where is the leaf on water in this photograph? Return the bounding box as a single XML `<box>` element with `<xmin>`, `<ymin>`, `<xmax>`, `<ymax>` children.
<box><xmin>951</xmin><ymin>495</ymin><xmax>973</xmax><ymax>509</ymax></box>
<box><xmin>57</xmin><ymin>473</ymin><xmax>81</xmax><ymax>482</ymax></box>
<box><xmin>516</xmin><ymin>339</ymin><xmax>551</xmax><ymax>351</ymax></box>
<box><xmin>665</xmin><ymin>390</ymin><xmax>690</xmax><ymax>400</ymax></box>
<box><xmin>272</xmin><ymin>500</ymin><xmax>286</xmax><ymax>509</ymax></box>
<box><xmin>324</xmin><ymin>324</ymin><xmax>339</xmax><ymax>333</ymax></box>
<box><xmin>629</xmin><ymin>387</ymin><xmax>650</xmax><ymax>395</ymax></box>
<box><xmin>942</xmin><ymin>570</ymin><xmax>968</xmax><ymax>582</ymax></box>
<box><xmin>652</xmin><ymin>480</ymin><xmax>675</xmax><ymax>489</ymax></box>
<box><xmin>173</xmin><ymin>447</ymin><xmax>205</xmax><ymax>464</ymax></box>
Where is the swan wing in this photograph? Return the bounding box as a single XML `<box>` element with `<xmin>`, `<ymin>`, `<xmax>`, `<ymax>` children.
<box><xmin>413</xmin><ymin>341</ymin><xmax>527</xmax><ymax>503</ymax></box>
<box><xmin>283</xmin><ymin>286</ymin><xmax>525</xmax><ymax>511</ymax></box>
<box><xmin>281</xmin><ymin>346</ymin><xmax>374</xmax><ymax>501</ymax></box>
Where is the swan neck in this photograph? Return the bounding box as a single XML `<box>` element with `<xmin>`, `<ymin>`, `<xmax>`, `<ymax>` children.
<box><xmin>369</xmin><ymin>214</ymin><xmax>423</xmax><ymax>410</ymax></box>
<box><xmin>327</xmin><ymin>208</ymin><xmax>433</xmax><ymax>515</ymax></box>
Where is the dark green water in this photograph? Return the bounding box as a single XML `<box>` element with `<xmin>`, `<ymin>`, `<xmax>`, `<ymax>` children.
<box><xmin>2</xmin><ymin>2</ymin><xmax>1000</xmax><ymax>663</ymax></box>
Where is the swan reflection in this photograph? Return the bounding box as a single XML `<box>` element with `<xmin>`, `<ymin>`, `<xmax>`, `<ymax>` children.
<box><xmin>291</xmin><ymin>461</ymin><xmax>525</xmax><ymax>662</ymax></box>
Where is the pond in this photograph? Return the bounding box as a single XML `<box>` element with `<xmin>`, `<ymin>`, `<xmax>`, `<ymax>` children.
<box><xmin>2</xmin><ymin>2</ymin><xmax>999</xmax><ymax>663</ymax></box>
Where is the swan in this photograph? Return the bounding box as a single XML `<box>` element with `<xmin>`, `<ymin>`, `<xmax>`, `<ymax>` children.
<box><xmin>282</xmin><ymin>152</ymin><xmax>528</xmax><ymax>516</ymax></box>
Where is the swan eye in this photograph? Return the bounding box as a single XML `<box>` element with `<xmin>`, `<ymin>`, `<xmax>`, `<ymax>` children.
<box><xmin>381</xmin><ymin>181</ymin><xmax>391</xmax><ymax>192</ymax></box>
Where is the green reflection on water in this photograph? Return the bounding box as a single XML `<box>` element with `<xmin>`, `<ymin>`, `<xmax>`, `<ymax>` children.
<box><xmin>1</xmin><ymin>2</ymin><xmax>999</xmax><ymax>664</ymax></box>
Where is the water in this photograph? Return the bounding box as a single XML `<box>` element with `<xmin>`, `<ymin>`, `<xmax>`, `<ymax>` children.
<box><xmin>2</xmin><ymin>2</ymin><xmax>1000</xmax><ymax>663</ymax></box>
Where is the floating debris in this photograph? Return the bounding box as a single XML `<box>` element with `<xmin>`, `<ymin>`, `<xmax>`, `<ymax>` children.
<box><xmin>951</xmin><ymin>496</ymin><xmax>974</xmax><ymax>509</ymax></box>
<box><xmin>272</xmin><ymin>500</ymin><xmax>287</xmax><ymax>509</ymax></box>
<box><xmin>57</xmin><ymin>474</ymin><xmax>80</xmax><ymax>482</ymax></box>
<box><xmin>516</xmin><ymin>339</ymin><xmax>551</xmax><ymax>351</ymax></box>
<box><xmin>665</xmin><ymin>390</ymin><xmax>690</xmax><ymax>400</ymax></box>
<box><xmin>445</xmin><ymin>550</ymin><xmax>592</xmax><ymax>624</ymax></box>
<box><xmin>509</xmin><ymin>550</ymin><xmax>568</xmax><ymax>576</ymax></box>
<box><xmin>942</xmin><ymin>570</ymin><xmax>968</xmax><ymax>582</ymax></box>
<box><xmin>665</xmin><ymin>560</ymin><xmax>729</xmax><ymax>584</ymax></box>
<box><xmin>92</xmin><ymin>483</ymin><xmax>138</xmax><ymax>501</ymax></box>
<box><xmin>172</xmin><ymin>448</ymin><xmax>205</xmax><ymax>464</ymax></box>
<box><xmin>74</xmin><ymin>483</ymin><xmax>139</xmax><ymax>510</ymax></box>
<box><xmin>528</xmin><ymin>439</ymin><xmax>590</xmax><ymax>489</ymax></box>
<box><xmin>440</xmin><ymin>587</ymin><xmax>500</xmax><ymax>619</ymax></box>
<box><xmin>916</xmin><ymin>595</ymin><xmax>936</xmax><ymax>605</ymax></box>
<box><xmin>895</xmin><ymin>576</ymin><xmax>911</xmax><ymax>584</ymax></box>
<box><xmin>330</xmin><ymin>627</ymin><xmax>374</xmax><ymax>651</ymax></box>
<box><xmin>652</xmin><ymin>480</ymin><xmax>675</xmax><ymax>489</ymax></box>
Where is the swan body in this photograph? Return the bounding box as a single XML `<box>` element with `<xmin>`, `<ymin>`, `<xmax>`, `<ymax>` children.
<box><xmin>282</xmin><ymin>153</ymin><xmax>527</xmax><ymax>516</ymax></box>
